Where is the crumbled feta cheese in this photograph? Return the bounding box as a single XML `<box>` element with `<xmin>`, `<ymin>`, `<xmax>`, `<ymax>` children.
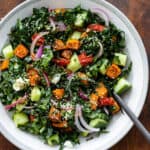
<box><xmin>64</xmin><ymin>141</ymin><xmax>74</xmax><ymax>148</ymax></box>
<box><xmin>51</xmin><ymin>74</ymin><xmax>61</xmax><ymax>84</ymax></box>
<box><xmin>13</xmin><ymin>77</ymin><xmax>29</xmax><ymax>91</ymax></box>
<box><xmin>61</xmin><ymin>102</ymin><xmax>74</xmax><ymax>120</ymax></box>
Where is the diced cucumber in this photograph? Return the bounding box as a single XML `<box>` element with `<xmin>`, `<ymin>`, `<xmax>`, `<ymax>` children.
<box><xmin>67</xmin><ymin>53</ymin><xmax>81</xmax><ymax>72</ymax></box>
<box><xmin>89</xmin><ymin>118</ymin><xmax>108</xmax><ymax>128</ymax></box>
<box><xmin>2</xmin><ymin>44</ymin><xmax>14</xmax><ymax>59</ymax></box>
<box><xmin>113</xmin><ymin>53</ymin><xmax>127</xmax><ymax>66</ymax></box>
<box><xmin>13</xmin><ymin>112</ymin><xmax>29</xmax><ymax>126</ymax></box>
<box><xmin>31</xmin><ymin>87</ymin><xmax>41</xmax><ymax>102</ymax></box>
<box><xmin>113</xmin><ymin>77</ymin><xmax>131</xmax><ymax>94</ymax></box>
<box><xmin>47</xmin><ymin>134</ymin><xmax>60</xmax><ymax>146</ymax></box>
<box><xmin>81</xmin><ymin>132</ymin><xmax>89</xmax><ymax>137</ymax></box>
<box><xmin>99</xmin><ymin>59</ymin><xmax>109</xmax><ymax>75</ymax></box>
<box><xmin>70</xmin><ymin>31</ymin><xmax>81</xmax><ymax>40</ymax></box>
<box><xmin>16</xmin><ymin>104</ymin><xmax>25</xmax><ymax>112</ymax></box>
<box><xmin>74</xmin><ymin>11</ymin><xmax>88</xmax><ymax>27</ymax></box>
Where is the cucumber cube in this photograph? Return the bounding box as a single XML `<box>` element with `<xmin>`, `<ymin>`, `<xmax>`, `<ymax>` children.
<box><xmin>113</xmin><ymin>53</ymin><xmax>127</xmax><ymax>66</ymax></box>
<box><xmin>31</xmin><ymin>87</ymin><xmax>41</xmax><ymax>102</ymax></box>
<box><xmin>67</xmin><ymin>53</ymin><xmax>81</xmax><ymax>72</ymax></box>
<box><xmin>114</xmin><ymin>78</ymin><xmax>131</xmax><ymax>94</ymax></box>
<box><xmin>13</xmin><ymin>112</ymin><xmax>29</xmax><ymax>126</ymax></box>
<box><xmin>2</xmin><ymin>44</ymin><xmax>14</xmax><ymax>59</ymax></box>
<box><xmin>99</xmin><ymin>59</ymin><xmax>109</xmax><ymax>75</ymax></box>
<box><xmin>89</xmin><ymin>118</ymin><xmax>108</xmax><ymax>128</ymax></box>
<box><xmin>70</xmin><ymin>31</ymin><xmax>81</xmax><ymax>40</ymax></box>
<box><xmin>47</xmin><ymin>134</ymin><xmax>60</xmax><ymax>146</ymax></box>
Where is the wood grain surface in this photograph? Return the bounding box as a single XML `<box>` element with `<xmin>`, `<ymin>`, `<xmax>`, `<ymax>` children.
<box><xmin>0</xmin><ymin>0</ymin><xmax>150</xmax><ymax>150</ymax></box>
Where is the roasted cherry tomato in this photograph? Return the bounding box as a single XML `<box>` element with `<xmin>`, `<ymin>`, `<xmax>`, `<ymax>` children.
<box><xmin>53</xmin><ymin>58</ymin><xmax>70</xmax><ymax>66</ymax></box>
<box><xmin>87</xmin><ymin>24</ymin><xmax>105</xmax><ymax>32</ymax></box>
<box><xmin>31</xmin><ymin>33</ymin><xmax>45</xmax><ymax>46</ymax></box>
<box><xmin>78</xmin><ymin>52</ymin><xmax>93</xmax><ymax>66</ymax></box>
<box><xmin>30</xmin><ymin>115</ymin><xmax>35</xmax><ymax>122</ymax></box>
<box><xmin>99</xmin><ymin>97</ymin><xmax>114</xmax><ymax>107</ymax></box>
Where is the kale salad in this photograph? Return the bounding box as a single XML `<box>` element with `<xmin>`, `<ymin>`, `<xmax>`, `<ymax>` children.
<box><xmin>0</xmin><ymin>6</ymin><xmax>132</xmax><ymax>149</ymax></box>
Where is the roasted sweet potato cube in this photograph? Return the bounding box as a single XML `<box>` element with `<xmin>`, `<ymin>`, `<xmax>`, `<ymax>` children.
<box><xmin>49</xmin><ymin>106</ymin><xmax>61</xmax><ymax>122</ymax></box>
<box><xmin>106</xmin><ymin>64</ymin><xmax>121</xmax><ymax>79</ymax></box>
<box><xmin>66</xmin><ymin>39</ymin><xmax>80</xmax><ymax>50</ymax></box>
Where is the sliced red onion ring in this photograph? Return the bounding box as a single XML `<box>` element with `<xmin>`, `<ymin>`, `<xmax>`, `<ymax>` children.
<box><xmin>78</xmin><ymin>90</ymin><xmax>89</xmax><ymax>101</ymax></box>
<box><xmin>30</xmin><ymin>32</ymin><xmax>49</xmax><ymax>56</ymax></box>
<box><xmin>5</xmin><ymin>94</ymin><xmax>28</xmax><ymax>110</ymax></box>
<box><xmin>96</xmin><ymin>41</ymin><xmax>104</xmax><ymax>59</ymax></box>
<box><xmin>92</xmin><ymin>8</ymin><xmax>110</xmax><ymax>26</ymax></box>
<box><xmin>35</xmin><ymin>45</ymin><xmax>44</xmax><ymax>59</ymax></box>
<box><xmin>67</xmin><ymin>73</ymin><xmax>74</xmax><ymax>80</ymax></box>
<box><xmin>78</xmin><ymin>105</ymin><xmax>100</xmax><ymax>132</ymax></box>
<box><xmin>55</xmin><ymin>21</ymin><xmax>66</xmax><ymax>31</ymax></box>
<box><xmin>75</xmin><ymin>105</ymin><xmax>90</xmax><ymax>132</ymax></box>
<box><xmin>49</xmin><ymin>17</ymin><xmax>66</xmax><ymax>32</ymax></box>
<box><xmin>48</xmin><ymin>8</ymin><xmax>53</xmax><ymax>12</ymax></box>
<box><xmin>43</xmin><ymin>72</ymin><xmax>50</xmax><ymax>87</ymax></box>
<box><xmin>49</xmin><ymin>17</ymin><xmax>56</xmax><ymax>31</ymax></box>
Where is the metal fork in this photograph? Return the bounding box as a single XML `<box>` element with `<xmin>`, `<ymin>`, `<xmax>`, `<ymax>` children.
<box><xmin>113</xmin><ymin>92</ymin><xmax>150</xmax><ymax>143</ymax></box>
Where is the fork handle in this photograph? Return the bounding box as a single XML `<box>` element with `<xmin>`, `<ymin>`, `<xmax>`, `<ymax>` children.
<box><xmin>113</xmin><ymin>93</ymin><xmax>150</xmax><ymax>143</ymax></box>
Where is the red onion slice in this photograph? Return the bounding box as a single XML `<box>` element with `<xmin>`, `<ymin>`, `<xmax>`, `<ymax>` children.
<box><xmin>30</xmin><ymin>32</ymin><xmax>49</xmax><ymax>56</ymax></box>
<box><xmin>67</xmin><ymin>73</ymin><xmax>74</xmax><ymax>80</ymax></box>
<box><xmin>96</xmin><ymin>41</ymin><xmax>104</xmax><ymax>59</ymax></box>
<box><xmin>78</xmin><ymin>105</ymin><xmax>100</xmax><ymax>132</ymax></box>
<box><xmin>78</xmin><ymin>90</ymin><xmax>89</xmax><ymax>101</ymax></box>
<box><xmin>49</xmin><ymin>17</ymin><xmax>56</xmax><ymax>31</ymax></box>
<box><xmin>92</xmin><ymin>8</ymin><xmax>110</xmax><ymax>26</ymax></box>
<box><xmin>43</xmin><ymin>72</ymin><xmax>50</xmax><ymax>88</ymax></box>
<box><xmin>56</xmin><ymin>21</ymin><xmax>66</xmax><ymax>31</ymax></box>
<box><xmin>35</xmin><ymin>45</ymin><xmax>44</xmax><ymax>59</ymax></box>
<box><xmin>5</xmin><ymin>94</ymin><xmax>28</xmax><ymax>110</ymax></box>
<box><xmin>75</xmin><ymin>105</ymin><xmax>90</xmax><ymax>132</ymax></box>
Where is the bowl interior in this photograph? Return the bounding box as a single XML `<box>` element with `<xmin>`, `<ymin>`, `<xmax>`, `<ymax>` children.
<box><xmin>0</xmin><ymin>0</ymin><xmax>148</xmax><ymax>150</ymax></box>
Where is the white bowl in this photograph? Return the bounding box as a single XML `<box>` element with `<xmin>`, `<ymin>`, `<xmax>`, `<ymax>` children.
<box><xmin>0</xmin><ymin>0</ymin><xmax>149</xmax><ymax>150</ymax></box>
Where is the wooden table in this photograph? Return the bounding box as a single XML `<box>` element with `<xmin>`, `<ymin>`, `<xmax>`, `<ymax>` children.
<box><xmin>0</xmin><ymin>0</ymin><xmax>149</xmax><ymax>149</ymax></box>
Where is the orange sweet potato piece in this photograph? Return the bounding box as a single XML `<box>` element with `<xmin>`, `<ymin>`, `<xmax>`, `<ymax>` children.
<box><xmin>49</xmin><ymin>106</ymin><xmax>61</xmax><ymax>122</ymax></box>
<box><xmin>53</xmin><ymin>89</ymin><xmax>65</xmax><ymax>100</ymax></box>
<box><xmin>77</xmin><ymin>72</ymin><xmax>88</xmax><ymax>85</ymax></box>
<box><xmin>90</xmin><ymin>93</ymin><xmax>99</xmax><ymax>110</ymax></box>
<box><xmin>61</xmin><ymin>50</ymin><xmax>72</xmax><ymax>59</ymax></box>
<box><xmin>27</xmin><ymin>68</ymin><xmax>40</xmax><ymax>86</ymax></box>
<box><xmin>14</xmin><ymin>44</ymin><xmax>29</xmax><ymax>59</ymax></box>
<box><xmin>0</xmin><ymin>59</ymin><xmax>9</xmax><ymax>71</ymax></box>
<box><xmin>106</xmin><ymin>64</ymin><xmax>121</xmax><ymax>79</ymax></box>
<box><xmin>81</xmin><ymin>32</ymin><xmax>88</xmax><ymax>38</ymax></box>
<box><xmin>55</xmin><ymin>8</ymin><xmax>66</xmax><ymax>14</ymax></box>
<box><xmin>52</xmin><ymin>121</ymin><xmax>68</xmax><ymax>128</ymax></box>
<box><xmin>53</xmin><ymin>39</ymin><xmax>67</xmax><ymax>50</ymax></box>
<box><xmin>66</xmin><ymin>39</ymin><xmax>80</xmax><ymax>50</ymax></box>
<box><xmin>96</xmin><ymin>85</ymin><xmax>108</xmax><ymax>98</ymax></box>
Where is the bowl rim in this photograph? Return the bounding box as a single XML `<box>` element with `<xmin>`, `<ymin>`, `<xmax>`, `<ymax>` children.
<box><xmin>0</xmin><ymin>0</ymin><xmax>149</xmax><ymax>149</ymax></box>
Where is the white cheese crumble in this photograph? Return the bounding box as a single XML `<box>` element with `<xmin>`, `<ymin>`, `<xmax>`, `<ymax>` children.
<box><xmin>13</xmin><ymin>77</ymin><xmax>29</xmax><ymax>91</ymax></box>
